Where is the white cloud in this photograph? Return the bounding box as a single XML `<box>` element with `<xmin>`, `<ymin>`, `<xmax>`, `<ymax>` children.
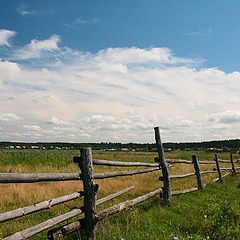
<box><xmin>0</xmin><ymin>37</ymin><xmax>240</xmax><ymax>142</ymax></box>
<box><xmin>0</xmin><ymin>29</ymin><xmax>16</xmax><ymax>46</ymax></box>
<box><xmin>94</xmin><ymin>47</ymin><xmax>201</xmax><ymax>66</ymax></box>
<box><xmin>73</xmin><ymin>18</ymin><xmax>101</xmax><ymax>25</ymax></box>
<box><xmin>206</xmin><ymin>111</ymin><xmax>240</xmax><ymax>123</ymax></box>
<box><xmin>0</xmin><ymin>112</ymin><xmax>22</xmax><ymax>122</ymax></box>
<box><xmin>227</xmin><ymin>98</ymin><xmax>240</xmax><ymax>104</ymax></box>
<box><xmin>23</xmin><ymin>125</ymin><xmax>41</xmax><ymax>131</ymax></box>
<box><xmin>13</xmin><ymin>35</ymin><xmax>61</xmax><ymax>60</ymax></box>
<box><xmin>16</xmin><ymin>6</ymin><xmax>38</xmax><ymax>17</ymax></box>
<box><xmin>47</xmin><ymin>116</ymin><xmax>72</xmax><ymax>126</ymax></box>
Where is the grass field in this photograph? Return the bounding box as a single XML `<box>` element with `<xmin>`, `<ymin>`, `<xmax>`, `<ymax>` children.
<box><xmin>0</xmin><ymin>149</ymin><xmax>239</xmax><ymax>239</ymax></box>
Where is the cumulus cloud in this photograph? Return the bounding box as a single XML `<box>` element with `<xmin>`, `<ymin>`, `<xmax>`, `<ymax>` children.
<box><xmin>0</xmin><ymin>112</ymin><xmax>22</xmax><ymax>122</ymax></box>
<box><xmin>47</xmin><ymin>116</ymin><xmax>72</xmax><ymax>126</ymax></box>
<box><xmin>0</xmin><ymin>29</ymin><xmax>16</xmax><ymax>46</ymax></box>
<box><xmin>94</xmin><ymin>47</ymin><xmax>201</xmax><ymax>66</ymax></box>
<box><xmin>0</xmin><ymin>34</ymin><xmax>240</xmax><ymax>142</ymax></box>
<box><xmin>13</xmin><ymin>35</ymin><xmax>61</xmax><ymax>60</ymax></box>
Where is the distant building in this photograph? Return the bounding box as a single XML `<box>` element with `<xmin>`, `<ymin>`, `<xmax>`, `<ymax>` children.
<box><xmin>206</xmin><ymin>148</ymin><xmax>223</xmax><ymax>153</ymax></box>
<box><xmin>31</xmin><ymin>146</ymin><xmax>39</xmax><ymax>149</ymax></box>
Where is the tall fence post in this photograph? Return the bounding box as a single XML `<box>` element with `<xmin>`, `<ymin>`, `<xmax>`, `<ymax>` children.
<box><xmin>192</xmin><ymin>155</ymin><xmax>203</xmax><ymax>190</ymax></box>
<box><xmin>78</xmin><ymin>147</ymin><xmax>98</xmax><ymax>240</ymax></box>
<box><xmin>154</xmin><ymin>127</ymin><xmax>171</xmax><ymax>203</ymax></box>
<box><xmin>214</xmin><ymin>154</ymin><xmax>222</xmax><ymax>182</ymax></box>
<box><xmin>230</xmin><ymin>154</ymin><xmax>237</xmax><ymax>176</ymax></box>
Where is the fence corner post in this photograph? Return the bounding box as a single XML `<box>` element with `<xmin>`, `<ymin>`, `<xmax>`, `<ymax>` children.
<box><xmin>214</xmin><ymin>154</ymin><xmax>222</xmax><ymax>182</ymax></box>
<box><xmin>230</xmin><ymin>154</ymin><xmax>237</xmax><ymax>176</ymax></box>
<box><xmin>154</xmin><ymin>127</ymin><xmax>171</xmax><ymax>203</ymax></box>
<box><xmin>192</xmin><ymin>155</ymin><xmax>203</xmax><ymax>190</ymax></box>
<box><xmin>78</xmin><ymin>147</ymin><xmax>98</xmax><ymax>240</ymax></box>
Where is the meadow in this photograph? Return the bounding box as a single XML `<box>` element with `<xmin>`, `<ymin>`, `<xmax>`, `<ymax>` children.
<box><xmin>0</xmin><ymin>149</ymin><xmax>239</xmax><ymax>239</ymax></box>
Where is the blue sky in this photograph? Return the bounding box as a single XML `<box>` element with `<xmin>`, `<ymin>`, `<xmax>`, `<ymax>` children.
<box><xmin>0</xmin><ymin>1</ymin><xmax>240</xmax><ymax>143</ymax></box>
<box><xmin>2</xmin><ymin>0</ymin><xmax>240</xmax><ymax>71</ymax></box>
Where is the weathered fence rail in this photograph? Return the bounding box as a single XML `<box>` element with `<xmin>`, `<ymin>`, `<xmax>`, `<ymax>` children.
<box><xmin>0</xmin><ymin>172</ymin><xmax>81</xmax><ymax>183</ymax></box>
<box><xmin>93</xmin><ymin>159</ymin><xmax>160</xmax><ymax>167</ymax></box>
<box><xmin>0</xmin><ymin>191</ymin><xmax>84</xmax><ymax>223</ymax></box>
<box><xmin>0</xmin><ymin>126</ymin><xmax>239</xmax><ymax>240</ymax></box>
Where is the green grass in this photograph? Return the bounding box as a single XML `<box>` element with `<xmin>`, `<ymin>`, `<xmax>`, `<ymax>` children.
<box><xmin>94</xmin><ymin>177</ymin><xmax>240</xmax><ymax>240</ymax></box>
<box><xmin>0</xmin><ymin>149</ymin><xmax>239</xmax><ymax>239</ymax></box>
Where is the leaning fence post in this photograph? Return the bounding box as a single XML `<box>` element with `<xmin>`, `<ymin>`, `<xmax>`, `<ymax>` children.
<box><xmin>214</xmin><ymin>154</ymin><xmax>222</xmax><ymax>182</ymax></box>
<box><xmin>192</xmin><ymin>155</ymin><xmax>203</xmax><ymax>190</ymax></box>
<box><xmin>154</xmin><ymin>127</ymin><xmax>171</xmax><ymax>203</ymax></box>
<box><xmin>77</xmin><ymin>147</ymin><xmax>98</xmax><ymax>240</ymax></box>
<box><xmin>230</xmin><ymin>154</ymin><xmax>237</xmax><ymax>176</ymax></box>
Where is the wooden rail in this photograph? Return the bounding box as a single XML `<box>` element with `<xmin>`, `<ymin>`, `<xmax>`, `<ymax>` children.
<box><xmin>171</xmin><ymin>187</ymin><xmax>198</xmax><ymax>195</ymax></box>
<box><xmin>93</xmin><ymin>167</ymin><xmax>159</xmax><ymax>179</ymax></box>
<box><xmin>5</xmin><ymin>209</ymin><xmax>83</xmax><ymax>240</ymax></box>
<box><xmin>0</xmin><ymin>173</ymin><xmax>81</xmax><ymax>184</ymax></box>
<box><xmin>93</xmin><ymin>159</ymin><xmax>159</xmax><ymax>167</ymax></box>
<box><xmin>0</xmin><ymin>191</ymin><xmax>84</xmax><ymax>223</ymax></box>
<box><xmin>48</xmin><ymin>186</ymin><xmax>134</xmax><ymax>239</ymax></box>
<box><xmin>96</xmin><ymin>188</ymin><xmax>162</xmax><ymax>221</ymax></box>
<box><xmin>4</xmin><ymin>186</ymin><xmax>134</xmax><ymax>240</ymax></box>
<box><xmin>0</xmin><ymin>168</ymin><xmax>159</xmax><ymax>184</ymax></box>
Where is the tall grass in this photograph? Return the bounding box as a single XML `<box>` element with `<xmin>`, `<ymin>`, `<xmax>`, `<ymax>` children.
<box><xmin>0</xmin><ymin>149</ymin><xmax>239</xmax><ymax>239</ymax></box>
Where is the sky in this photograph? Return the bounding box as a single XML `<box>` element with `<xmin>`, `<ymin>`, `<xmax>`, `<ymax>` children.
<box><xmin>0</xmin><ymin>0</ymin><xmax>240</xmax><ymax>143</ymax></box>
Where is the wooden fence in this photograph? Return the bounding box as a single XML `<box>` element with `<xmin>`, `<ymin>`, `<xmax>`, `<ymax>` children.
<box><xmin>0</xmin><ymin>127</ymin><xmax>239</xmax><ymax>240</ymax></box>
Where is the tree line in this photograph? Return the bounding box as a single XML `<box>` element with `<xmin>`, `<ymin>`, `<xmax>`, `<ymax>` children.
<box><xmin>0</xmin><ymin>139</ymin><xmax>239</xmax><ymax>151</ymax></box>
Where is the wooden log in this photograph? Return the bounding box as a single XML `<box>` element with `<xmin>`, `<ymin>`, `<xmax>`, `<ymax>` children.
<box><xmin>0</xmin><ymin>191</ymin><xmax>83</xmax><ymax>223</ymax></box>
<box><xmin>214</xmin><ymin>154</ymin><xmax>222</xmax><ymax>182</ymax></box>
<box><xmin>5</xmin><ymin>209</ymin><xmax>83</xmax><ymax>240</ymax></box>
<box><xmin>96</xmin><ymin>186</ymin><xmax>134</xmax><ymax>205</ymax></box>
<box><xmin>201</xmin><ymin>170</ymin><xmax>217</xmax><ymax>175</ymax></box>
<box><xmin>213</xmin><ymin>172</ymin><xmax>232</xmax><ymax>182</ymax></box>
<box><xmin>96</xmin><ymin>188</ymin><xmax>162</xmax><ymax>221</ymax></box>
<box><xmin>48</xmin><ymin>186</ymin><xmax>134</xmax><ymax>239</ymax></box>
<box><xmin>192</xmin><ymin>155</ymin><xmax>203</xmax><ymax>190</ymax></box>
<box><xmin>171</xmin><ymin>187</ymin><xmax>198</xmax><ymax>195</ymax></box>
<box><xmin>166</xmin><ymin>159</ymin><xmax>215</xmax><ymax>164</ymax></box>
<box><xmin>160</xmin><ymin>170</ymin><xmax>217</xmax><ymax>181</ymax></box>
<box><xmin>0</xmin><ymin>173</ymin><xmax>81</xmax><ymax>184</ymax></box>
<box><xmin>78</xmin><ymin>148</ymin><xmax>97</xmax><ymax>240</ymax></box>
<box><xmin>216</xmin><ymin>167</ymin><xmax>240</xmax><ymax>171</ymax></box>
<box><xmin>154</xmin><ymin>127</ymin><xmax>171</xmax><ymax>203</ymax></box>
<box><xmin>93</xmin><ymin>159</ymin><xmax>159</xmax><ymax>167</ymax></box>
<box><xmin>93</xmin><ymin>167</ymin><xmax>159</xmax><ymax>179</ymax></box>
<box><xmin>230</xmin><ymin>154</ymin><xmax>237</xmax><ymax>175</ymax></box>
<box><xmin>160</xmin><ymin>172</ymin><xmax>195</xmax><ymax>180</ymax></box>
<box><xmin>218</xmin><ymin>159</ymin><xmax>239</xmax><ymax>163</ymax></box>
<box><xmin>48</xmin><ymin>221</ymin><xmax>83</xmax><ymax>240</ymax></box>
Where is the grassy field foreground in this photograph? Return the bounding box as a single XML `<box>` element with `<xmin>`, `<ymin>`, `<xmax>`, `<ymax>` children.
<box><xmin>95</xmin><ymin>177</ymin><xmax>240</xmax><ymax>240</ymax></box>
<box><xmin>0</xmin><ymin>150</ymin><xmax>239</xmax><ymax>239</ymax></box>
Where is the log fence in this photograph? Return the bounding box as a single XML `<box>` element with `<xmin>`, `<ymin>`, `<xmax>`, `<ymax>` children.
<box><xmin>0</xmin><ymin>127</ymin><xmax>239</xmax><ymax>240</ymax></box>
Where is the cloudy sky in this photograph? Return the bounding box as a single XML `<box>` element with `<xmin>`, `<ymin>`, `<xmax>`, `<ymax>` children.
<box><xmin>0</xmin><ymin>1</ymin><xmax>240</xmax><ymax>143</ymax></box>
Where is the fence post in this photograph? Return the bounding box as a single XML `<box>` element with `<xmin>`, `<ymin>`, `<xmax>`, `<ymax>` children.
<box><xmin>230</xmin><ymin>154</ymin><xmax>237</xmax><ymax>176</ymax></box>
<box><xmin>214</xmin><ymin>154</ymin><xmax>222</xmax><ymax>182</ymax></box>
<box><xmin>154</xmin><ymin>127</ymin><xmax>171</xmax><ymax>203</ymax></box>
<box><xmin>192</xmin><ymin>155</ymin><xmax>203</xmax><ymax>190</ymax></box>
<box><xmin>78</xmin><ymin>147</ymin><xmax>98</xmax><ymax>240</ymax></box>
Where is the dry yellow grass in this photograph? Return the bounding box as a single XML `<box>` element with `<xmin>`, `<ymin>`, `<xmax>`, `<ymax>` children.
<box><xmin>0</xmin><ymin>150</ymin><xmax>239</xmax><ymax>238</ymax></box>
